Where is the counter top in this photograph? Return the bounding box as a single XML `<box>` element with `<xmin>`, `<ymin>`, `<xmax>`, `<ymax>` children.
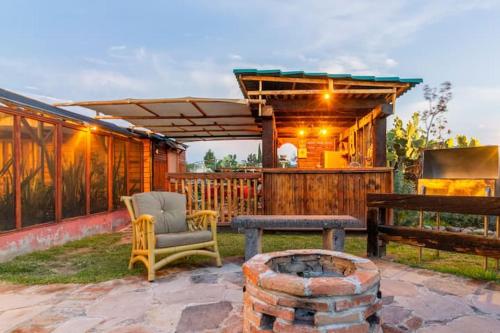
<box><xmin>261</xmin><ymin>167</ymin><xmax>393</xmax><ymax>174</ymax></box>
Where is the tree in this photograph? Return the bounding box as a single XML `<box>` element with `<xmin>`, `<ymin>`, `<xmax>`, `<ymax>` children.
<box><xmin>186</xmin><ymin>162</ymin><xmax>198</xmax><ymax>172</ymax></box>
<box><xmin>203</xmin><ymin>149</ymin><xmax>216</xmax><ymax>171</ymax></box>
<box><xmin>386</xmin><ymin>113</ymin><xmax>426</xmax><ymax>171</ymax></box>
<box><xmin>216</xmin><ymin>154</ymin><xmax>238</xmax><ymax>169</ymax></box>
<box><xmin>445</xmin><ymin>135</ymin><xmax>480</xmax><ymax>148</ymax></box>
<box><xmin>245</xmin><ymin>153</ymin><xmax>259</xmax><ymax>167</ymax></box>
<box><xmin>257</xmin><ymin>144</ymin><xmax>262</xmax><ymax>163</ymax></box>
<box><xmin>421</xmin><ymin>82</ymin><xmax>453</xmax><ymax>147</ymax></box>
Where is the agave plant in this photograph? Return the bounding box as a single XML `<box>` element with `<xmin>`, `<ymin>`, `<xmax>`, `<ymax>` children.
<box><xmin>0</xmin><ymin>159</ymin><xmax>15</xmax><ymax>231</ymax></box>
<box><xmin>62</xmin><ymin>155</ymin><xmax>86</xmax><ymax>218</ymax></box>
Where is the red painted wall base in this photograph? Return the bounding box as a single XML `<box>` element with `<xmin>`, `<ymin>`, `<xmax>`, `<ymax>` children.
<box><xmin>0</xmin><ymin>210</ymin><xmax>130</xmax><ymax>262</ymax></box>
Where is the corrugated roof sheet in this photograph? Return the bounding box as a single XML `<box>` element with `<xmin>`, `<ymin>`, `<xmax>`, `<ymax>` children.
<box><xmin>0</xmin><ymin>87</ymin><xmax>138</xmax><ymax>136</ymax></box>
<box><xmin>233</xmin><ymin>68</ymin><xmax>423</xmax><ymax>86</ymax></box>
<box><xmin>0</xmin><ymin>88</ymin><xmax>185</xmax><ymax>148</ymax></box>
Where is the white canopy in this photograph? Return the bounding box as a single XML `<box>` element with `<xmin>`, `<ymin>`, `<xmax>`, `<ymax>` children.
<box><xmin>55</xmin><ymin>97</ymin><xmax>261</xmax><ymax>142</ymax></box>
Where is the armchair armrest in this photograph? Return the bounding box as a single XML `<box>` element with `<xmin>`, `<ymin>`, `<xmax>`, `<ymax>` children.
<box><xmin>186</xmin><ymin>210</ymin><xmax>218</xmax><ymax>235</ymax></box>
<box><xmin>131</xmin><ymin>214</ymin><xmax>156</xmax><ymax>251</ymax></box>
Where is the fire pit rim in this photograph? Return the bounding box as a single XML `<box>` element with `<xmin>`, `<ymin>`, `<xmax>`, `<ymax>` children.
<box><xmin>243</xmin><ymin>249</ymin><xmax>380</xmax><ymax>297</ymax></box>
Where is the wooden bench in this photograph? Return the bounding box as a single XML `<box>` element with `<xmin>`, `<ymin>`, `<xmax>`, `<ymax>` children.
<box><xmin>232</xmin><ymin>215</ymin><xmax>361</xmax><ymax>260</ymax></box>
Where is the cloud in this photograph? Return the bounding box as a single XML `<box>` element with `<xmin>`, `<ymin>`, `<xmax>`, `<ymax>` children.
<box><xmin>107</xmin><ymin>45</ymin><xmax>148</xmax><ymax>62</ymax></box>
<box><xmin>78</xmin><ymin>69</ymin><xmax>146</xmax><ymax>92</ymax></box>
<box><xmin>228</xmin><ymin>54</ymin><xmax>242</xmax><ymax>60</ymax></box>
<box><xmin>2</xmin><ymin>1</ymin><xmax>499</xmax><ymax>161</ymax></box>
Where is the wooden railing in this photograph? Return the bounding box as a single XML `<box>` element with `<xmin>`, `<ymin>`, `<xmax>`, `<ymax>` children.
<box><xmin>366</xmin><ymin>193</ymin><xmax>500</xmax><ymax>270</ymax></box>
<box><xmin>166</xmin><ymin>173</ymin><xmax>262</xmax><ymax>224</ymax></box>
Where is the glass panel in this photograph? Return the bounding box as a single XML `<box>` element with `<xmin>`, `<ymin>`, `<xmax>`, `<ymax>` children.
<box><xmin>90</xmin><ymin>133</ymin><xmax>108</xmax><ymax>213</ymax></box>
<box><xmin>20</xmin><ymin>118</ymin><xmax>55</xmax><ymax>226</ymax></box>
<box><xmin>0</xmin><ymin>112</ymin><xmax>15</xmax><ymax>231</ymax></box>
<box><xmin>113</xmin><ymin>139</ymin><xmax>127</xmax><ymax>209</ymax></box>
<box><xmin>62</xmin><ymin>127</ymin><xmax>86</xmax><ymax>218</ymax></box>
<box><xmin>128</xmin><ymin>141</ymin><xmax>142</xmax><ymax>195</ymax></box>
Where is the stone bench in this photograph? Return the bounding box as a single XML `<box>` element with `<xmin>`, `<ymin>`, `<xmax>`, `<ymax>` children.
<box><xmin>231</xmin><ymin>215</ymin><xmax>362</xmax><ymax>260</ymax></box>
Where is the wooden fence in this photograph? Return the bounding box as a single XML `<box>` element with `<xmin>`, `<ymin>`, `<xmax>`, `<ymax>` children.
<box><xmin>166</xmin><ymin>173</ymin><xmax>262</xmax><ymax>224</ymax></box>
<box><xmin>366</xmin><ymin>193</ymin><xmax>500</xmax><ymax>270</ymax></box>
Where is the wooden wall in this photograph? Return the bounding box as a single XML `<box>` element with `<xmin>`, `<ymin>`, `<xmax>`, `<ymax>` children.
<box><xmin>297</xmin><ymin>141</ymin><xmax>335</xmax><ymax>168</ymax></box>
<box><xmin>142</xmin><ymin>139</ymin><xmax>151</xmax><ymax>192</ymax></box>
<box><xmin>152</xmin><ymin>141</ymin><xmax>186</xmax><ymax>191</ymax></box>
<box><xmin>263</xmin><ymin>168</ymin><xmax>393</xmax><ymax>227</ymax></box>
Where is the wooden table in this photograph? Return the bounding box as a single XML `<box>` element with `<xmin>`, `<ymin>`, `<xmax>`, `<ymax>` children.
<box><xmin>232</xmin><ymin>215</ymin><xmax>361</xmax><ymax>260</ymax></box>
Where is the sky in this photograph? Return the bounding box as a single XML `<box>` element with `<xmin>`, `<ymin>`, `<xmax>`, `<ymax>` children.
<box><xmin>1</xmin><ymin>0</ymin><xmax>500</xmax><ymax>163</ymax></box>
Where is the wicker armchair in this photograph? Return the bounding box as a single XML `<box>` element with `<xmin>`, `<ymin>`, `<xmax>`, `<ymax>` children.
<box><xmin>122</xmin><ymin>192</ymin><xmax>222</xmax><ymax>281</ymax></box>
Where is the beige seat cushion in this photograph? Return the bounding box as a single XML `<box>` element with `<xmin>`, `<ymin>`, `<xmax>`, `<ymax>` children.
<box><xmin>155</xmin><ymin>230</ymin><xmax>212</xmax><ymax>248</ymax></box>
<box><xmin>132</xmin><ymin>192</ymin><xmax>187</xmax><ymax>234</ymax></box>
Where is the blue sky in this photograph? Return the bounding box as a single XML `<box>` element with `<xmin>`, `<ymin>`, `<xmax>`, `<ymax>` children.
<box><xmin>1</xmin><ymin>1</ymin><xmax>500</xmax><ymax>163</ymax></box>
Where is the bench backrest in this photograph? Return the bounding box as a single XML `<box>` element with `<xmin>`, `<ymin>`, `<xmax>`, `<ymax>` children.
<box><xmin>367</xmin><ymin>193</ymin><xmax>500</xmax><ymax>216</ymax></box>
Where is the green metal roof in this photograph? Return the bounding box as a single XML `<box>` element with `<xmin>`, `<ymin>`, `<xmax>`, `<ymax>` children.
<box><xmin>233</xmin><ymin>68</ymin><xmax>423</xmax><ymax>86</ymax></box>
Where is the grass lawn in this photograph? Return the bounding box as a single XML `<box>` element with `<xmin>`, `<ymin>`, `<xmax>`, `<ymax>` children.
<box><xmin>0</xmin><ymin>231</ymin><xmax>498</xmax><ymax>284</ymax></box>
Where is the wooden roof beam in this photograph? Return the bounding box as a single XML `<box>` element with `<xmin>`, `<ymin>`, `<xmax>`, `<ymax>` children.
<box><xmin>330</xmin><ymin>79</ymin><xmax>410</xmax><ymax>88</ymax></box>
<box><xmin>270</xmin><ymin>98</ymin><xmax>387</xmax><ymax>110</ymax></box>
<box><xmin>162</xmin><ymin>128</ymin><xmax>262</xmax><ymax>134</ymax></box>
<box><xmin>248</xmin><ymin>88</ymin><xmax>395</xmax><ymax>96</ymax></box>
<box><xmin>240</xmin><ymin>75</ymin><xmax>328</xmax><ymax>85</ymax></box>
<box><xmin>95</xmin><ymin>115</ymin><xmax>255</xmax><ymax>120</ymax></box>
<box><xmin>54</xmin><ymin>97</ymin><xmax>251</xmax><ymax>107</ymax></box>
<box><xmin>190</xmin><ymin>102</ymin><xmax>207</xmax><ymax>116</ymax></box>
<box><xmin>239</xmin><ymin>75</ymin><xmax>411</xmax><ymax>89</ymax></box>
<box><xmin>145</xmin><ymin>123</ymin><xmax>260</xmax><ymax>128</ymax></box>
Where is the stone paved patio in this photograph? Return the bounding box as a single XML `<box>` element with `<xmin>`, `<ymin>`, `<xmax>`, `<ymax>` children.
<box><xmin>0</xmin><ymin>259</ymin><xmax>499</xmax><ymax>333</ymax></box>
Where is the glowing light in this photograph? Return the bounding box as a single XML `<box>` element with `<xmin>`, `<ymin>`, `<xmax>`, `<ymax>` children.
<box><xmin>90</xmin><ymin>126</ymin><xmax>98</xmax><ymax>131</ymax></box>
<box><xmin>323</xmin><ymin>93</ymin><xmax>331</xmax><ymax>100</ymax></box>
<box><xmin>319</xmin><ymin>128</ymin><xmax>328</xmax><ymax>136</ymax></box>
<box><xmin>298</xmin><ymin>129</ymin><xmax>306</xmax><ymax>137</ymax></box>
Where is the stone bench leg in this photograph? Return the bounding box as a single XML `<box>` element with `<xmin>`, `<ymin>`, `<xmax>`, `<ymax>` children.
<box><xmin>322</xmin><ymin>229</ymin><xmax>334</xmax><ymax>250</ymax></box>
<box><xmin>245</xmin><ymin>228</ymin><xmax>263</xmax><ymax>261</ymax></box>
<box><xmin>322</xmin><ymin>228</ymin><xmax>346</xmax><ymax>251</ymax></box>
<box><xmin>334</xmin><ymin>229</ymin><xmax>346</xmax><ymax>251</ymax></box>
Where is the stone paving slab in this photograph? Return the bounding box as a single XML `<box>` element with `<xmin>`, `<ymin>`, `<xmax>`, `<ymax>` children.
<box><xmin>0</xmin><ymin>259</ymin><xmax>498</xmax><ymax>333</ymax></box>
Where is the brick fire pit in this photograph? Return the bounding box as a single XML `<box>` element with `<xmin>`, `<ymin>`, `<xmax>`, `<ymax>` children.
<box><xmin>242</xmin><ymin>249</ymin><xmax>382</xmax><ymax>332</ymax></box>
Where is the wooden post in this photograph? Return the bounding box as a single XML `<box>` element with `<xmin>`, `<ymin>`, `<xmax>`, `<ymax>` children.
<box><xmin>108</xmin><ymin>136</ymin><xmax>113</xmax><ymax>212</ymax></box>
<box><xmin>484</xmin><ymin>187</ymin><xmax>492</xmax><ymax>270</ymax></box>
<box><xmin>367</xmin><ymin>207</ymin><xmax>386</xmax><ymax>257</ymax></box>
<box><xmin>367</xmin><ymin>208</ymin><xmax>379</xmax><ymax>257</ymax></box>
<box><xmin>13</xmin><ymin>115</ymin><xmax>21</xmax><ymax>229</ymax></box>
<box><xmin>372</xmin><ymin>116</ymin><xmax>387</xmax><ymax>167</ymax></box>
<box><xmin>125</xmin><ymin>141</ymin><xmax>131</xmax><ymax>194</ymax></box>
<box><xmin>55</xmin><ymin>123</ymin><xmax>63</xmax><ymax>222</ymax></box>
<box><xmin>436</xmin><ymin>213</ymin><xmax>441</xmax><ymax>257</ymax></box>
<box><xmin>85</xmin><ymin>130</ymin><xmax>91</xmax><ymax>215</ymax></box>
<box><xmin>418</xmin><ymin>186</ymin><xmax>426</xmax><ymax>262</ymax></box>
<box><xmin>496</xmin><ymin>216</ymin><xmax>499</xmax><ymax>271</ymax></box>
<box><xmin>262</xmin><ymin>107</ymin><xmax>276</xmax><ymax>168</ymax></box>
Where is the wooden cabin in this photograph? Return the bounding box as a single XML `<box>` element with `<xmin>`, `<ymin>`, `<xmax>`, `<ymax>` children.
<box><xmin>234</xmin><ymin>70</ymin><xmax>421</xmax><ymax>223</ymax></box>
<box><xmin>0</xmin><ymin>88</ymin><xmax>185</xmax><ymax>261</ymax></box>
<box><xmin>57</xmin><ymin>69</ymin><xmax>422</xmax><ymax>228</ymax></box>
